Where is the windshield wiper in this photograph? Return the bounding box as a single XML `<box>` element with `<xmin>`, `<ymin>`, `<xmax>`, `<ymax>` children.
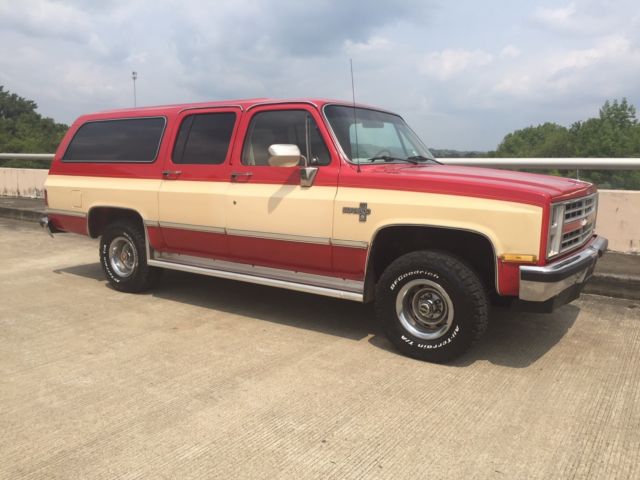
<box><xmin>406</xmin><ymin>155</ymin><xmax>442</xmax><ymax>165</ymax></box>
<box><xmin>367</xmin><ymin>155</ymin><xmax>419</xmax><ymax>165</ymax></box>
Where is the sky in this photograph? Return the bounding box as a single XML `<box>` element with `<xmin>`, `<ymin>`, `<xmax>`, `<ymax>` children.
<box><xmin>1</xmin><ymin>0</ymin><xmax>639</xmax><ymax>151</ymax></box>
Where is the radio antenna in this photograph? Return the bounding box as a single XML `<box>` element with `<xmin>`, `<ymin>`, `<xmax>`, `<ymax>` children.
<box><xmin>350</xmin><ymin>59</ymin><xmax>361</xmax><ymax>173</ymax></box>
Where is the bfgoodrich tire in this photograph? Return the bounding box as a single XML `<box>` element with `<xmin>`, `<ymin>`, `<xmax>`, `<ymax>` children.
<box><xmin>375</xmin><ymin>250</ymin><xmax>488</xmax><ymax>363</ymax></box>
<box><xmin>99</xmin><ymin>220</ymin><xmax>161</xmax><ymax>293</ymax></box>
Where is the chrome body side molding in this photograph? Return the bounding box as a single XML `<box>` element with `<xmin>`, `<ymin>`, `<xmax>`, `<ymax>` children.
<box><xmin>332</xmin><ymin>238</ymin><xmax>369</xmax><ymax>249</ymax></box>
<box><xmin>226</xmin><ymin>228</ymin><xmax>332</xmax><ymax>245</ymax></box>
<box><xmin>145</xmin><ymin>218</ymin><xmax>369</xmax><ymax>249</ymax></box>
<box><xmin>158</xmin><ymin>221</ymin><xmax>225</xmax><ymax>234</ymax></box>
<box><xmin>45</xmin><ymin>208</ymin><xmax>87</xmax><ymax>218</ymax></box>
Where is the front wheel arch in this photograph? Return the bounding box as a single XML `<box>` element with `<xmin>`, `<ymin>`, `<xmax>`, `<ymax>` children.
<box><xmin>363</xmin><ymin>224</ymin><xmax>498</xmax><ymax>302</ymax></box>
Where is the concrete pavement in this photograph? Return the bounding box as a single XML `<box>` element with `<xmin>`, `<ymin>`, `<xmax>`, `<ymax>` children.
<box><xmin>1</xmin><ymin>217</ymin><xmax>640</xmax><ymax>479</ymax></box>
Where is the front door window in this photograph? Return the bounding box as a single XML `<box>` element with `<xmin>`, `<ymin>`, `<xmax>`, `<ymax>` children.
<box><xmin>241</xmin><ymin>110</ymin><xmax>330</xmax><ymax>166</ymax></box>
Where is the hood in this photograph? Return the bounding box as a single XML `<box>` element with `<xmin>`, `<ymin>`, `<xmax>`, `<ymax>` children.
<box><xmin>345</xmin><ymin>164</ymin><xmax>596</xmax><ymax>206</ymax></box>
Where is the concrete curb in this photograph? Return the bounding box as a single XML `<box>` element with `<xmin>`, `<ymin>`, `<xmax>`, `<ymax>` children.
<box><xmin>0</xmin><ymin>206</ymin><xmax>44</xmax><ymax>223</ymax></box>
<box><xmin>584</xmin><ymin>274</ymin><xmax>640</xmax><ymax>301</ymax></box>
<box><xmin>0</xmin><ymin>203</ymin><xmax>638</xmax><ymax>302</ymax></box>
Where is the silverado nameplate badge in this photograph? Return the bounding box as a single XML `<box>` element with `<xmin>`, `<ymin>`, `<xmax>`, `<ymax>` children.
<box><xmin>343</xmin><ymin>203</ymin><xmax>371</xmax><ymax>222</ymax></box>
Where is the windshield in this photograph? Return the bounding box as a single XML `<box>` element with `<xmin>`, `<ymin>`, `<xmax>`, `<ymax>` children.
<box><xmin>324</xmin><ymin>105</ymin><xmax>436</xmax><ymax>164</ymax></box>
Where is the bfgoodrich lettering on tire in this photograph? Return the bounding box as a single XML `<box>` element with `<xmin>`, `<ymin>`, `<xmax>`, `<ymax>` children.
<box><xmin>99</xmin><ymin>220</ymin><xmax>161</xmax><ymax>293</ymax></box>
<box><xmin>375</xmin><ymin>250</ymin><xmax>488</xmax><ymax>362</ymax></box>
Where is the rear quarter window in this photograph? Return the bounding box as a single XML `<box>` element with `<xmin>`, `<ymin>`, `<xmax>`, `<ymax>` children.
<box><xmin>62</xmin><ymin>117</ymin><xmax>166</xmax><ymax>163</ymax></box>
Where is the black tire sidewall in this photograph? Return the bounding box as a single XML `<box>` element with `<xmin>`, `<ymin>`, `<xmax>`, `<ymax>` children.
<box><xmin>378</xmin><ymin>257</ymin><xmax>479</xmax><ymax>361</ymax></box>
<box><xmin>100</xmin><ymin>224</ymin><xmax>144</xmax><ymax>291</ymax></box>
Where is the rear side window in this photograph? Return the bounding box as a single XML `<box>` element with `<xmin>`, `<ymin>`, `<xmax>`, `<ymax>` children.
<box><xmin>63</xmin><ymin>117</ymin><xmax>165</xmax><ymax>162</ymax></box>
<box><xmin>172</xmin><ymin>112</ymin><xmax>236</xmax><ymax>164</ymax></box>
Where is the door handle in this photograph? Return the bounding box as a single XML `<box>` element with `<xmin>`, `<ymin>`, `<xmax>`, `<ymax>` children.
<box><xmin>231</xmin><ymin>172</ymin><xmax>253</xmax><ymax>180</ymax></box>
<box><xmin>162</xmin><ymin>170</ymin><xmax>182</xmax><ymax>178</ymax></box>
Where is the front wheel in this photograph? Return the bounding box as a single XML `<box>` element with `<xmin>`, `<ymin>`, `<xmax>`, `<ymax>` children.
<box><xmin>99</xmin><ymin>220</ymin><xmax>161</xmax><ymax>293</ymax></box>
<box><xmin>375</xmin><ymin>251</ymin><xmax>488</xmax><ymax>362</ymax></box>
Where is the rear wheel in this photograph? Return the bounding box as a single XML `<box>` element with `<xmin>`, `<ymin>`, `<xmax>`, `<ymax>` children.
<box><xmin>99</xmin><ymin>220</ymin><xmax>161</xmax><ymax>293</ymax></box>
<box><xmin>375</xmin><ymin>250</ymin><xmax>488</xmax><ymax>362</ymax></box>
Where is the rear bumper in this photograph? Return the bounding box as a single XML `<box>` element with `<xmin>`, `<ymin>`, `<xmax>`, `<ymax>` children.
<box><xmin>518</xmin><ymin>236</ymin><xmax>608</xmax><ymax>305</ymax></box>
<box><xmin>39</xmin><ymin>215</ymin><xmax>62</xmax><ymax>237</ymax></box>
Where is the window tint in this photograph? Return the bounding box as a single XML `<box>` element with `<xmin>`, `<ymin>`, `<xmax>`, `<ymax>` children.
<box><xmin>242</xmin><ymin>110</ymin><xmax>331</xmax><ymax>166</ymax></box>
<box><xmin>63</xmin><ymin>117</ymin><xmax>165</xmax><ymax>162</ymax></box>
<box><xmin>172</xmin><ymin>112</ymin><xmax>236</xmax><ymax>164</ymax></box>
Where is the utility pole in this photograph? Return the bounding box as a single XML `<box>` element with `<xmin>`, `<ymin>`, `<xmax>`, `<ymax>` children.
<box><xmin>132</xmin><ymin>71</ymin><xmax>138</xmax><ymax>107</ymax></box>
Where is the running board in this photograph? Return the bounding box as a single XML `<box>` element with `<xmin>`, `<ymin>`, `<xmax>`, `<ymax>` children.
<box><xmin>147</xmin><ymin>253</ymin><xmax>364</xmax><ymax>302</ymax></box>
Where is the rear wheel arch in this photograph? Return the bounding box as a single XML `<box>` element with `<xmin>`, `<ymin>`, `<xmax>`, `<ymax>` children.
<box><xmin>87</xmin><ymin>206</ymin><xmax>146</xmax><ymax>239</ymax></box>
<box><xmin>363</xmin><ymin>224</ymin><xmax>499</xmax><ymax>302</ymax></box>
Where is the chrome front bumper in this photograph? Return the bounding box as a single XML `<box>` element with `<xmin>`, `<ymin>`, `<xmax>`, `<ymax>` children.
<box><xmin>519</xmin><ymin>236</ymin><xmax>608</xmax><ymax>302</ymax></box>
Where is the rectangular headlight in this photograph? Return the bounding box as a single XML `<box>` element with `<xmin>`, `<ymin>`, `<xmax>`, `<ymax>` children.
<box><xmin>547</xmin><ymin>203</ymin><xmax>565</xmax><ymax>258</ymax></box>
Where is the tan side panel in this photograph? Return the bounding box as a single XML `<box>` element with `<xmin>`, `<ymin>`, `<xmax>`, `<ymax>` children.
<box><xmin>334</xmin><ymin>188</ymin><xmax>543</xmax><ymax>256</ymax></box>
<box><xmin>45</xmin><ymin>175</ymin><xmax>161</xmax><ymax>220</ymax></box>
<box><xmin>44</xmin><ymin>175</ymin><xmax>543</xmax><ymax>256</ymax></box>
<box><xmin>227</xmin><ymin>183</ymin><xmax>337</xmax><ymax>238</ymax></box>
<box><xmin>159</xmin><ymin>180</ymin><xmax>228</xmax><ymax>228</ymax></box>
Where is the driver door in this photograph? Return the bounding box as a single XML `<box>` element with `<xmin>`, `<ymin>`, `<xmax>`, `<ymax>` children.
<box><xmin>225</xmin><ymin>105</ymin><xmax>339</xmax><ymax>276</ymax></box>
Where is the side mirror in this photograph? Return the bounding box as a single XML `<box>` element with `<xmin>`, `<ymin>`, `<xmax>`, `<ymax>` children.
<box><xmin>268</xmin><ymin>144</ymin><xmax>301</xmax><ymax>167</ymax></box>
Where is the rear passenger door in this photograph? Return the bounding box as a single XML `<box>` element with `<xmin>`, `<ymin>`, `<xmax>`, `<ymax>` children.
<box><xmin>225</xmin><ymin>104</ymin><xmax>339</xmax><ymax>276</ymax></box>
<box><xmin>158</xmin><ymin>107</ymin><xmax>240</xmax><ymax>258</ymax></box>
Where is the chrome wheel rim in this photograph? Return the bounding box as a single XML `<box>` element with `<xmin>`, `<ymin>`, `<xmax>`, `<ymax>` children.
<box><xmin>395</xmin><ymin>279</ymin><xmax>454</xmax><ymax>340</ymax></box>
<box><xmin>108</xmin><ymin>236</ymin><xmax>137</xmax><ymax>278</ymax></box>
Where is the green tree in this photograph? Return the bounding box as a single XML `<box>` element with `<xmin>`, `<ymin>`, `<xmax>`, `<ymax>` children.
<box><xmin>569</xmin><ymin>99</ymin><xmax>640</xmax><ymax>189</ymax></box>
<box><xmin>493</xmin><ymin>98</ymin><xmax>640</xmax><ymax>190</ymax></box>
<box><xmin>0</xmin><ymin>86</ymin><xmax>68</xmax><ymax>168</ymax></box>
<box><xmin>570</xmin><ymin>99</ymin><xmax>640</xmax><ymax>157</ymax></box>
<box><xmin>495</xmin><ymin>122</ymin><xmax>574</xmax><ymax>158</ymax></box>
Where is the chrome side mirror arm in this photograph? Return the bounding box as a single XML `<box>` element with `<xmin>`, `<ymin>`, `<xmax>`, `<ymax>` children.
<box><xmin>300</xmin><ymin>166</ymin><xmax>318</xmax><ymax>188</ymax></box>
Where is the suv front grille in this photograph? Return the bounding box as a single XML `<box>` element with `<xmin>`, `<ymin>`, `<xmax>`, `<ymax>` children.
<box><xmin>561</xmin><ymin>224</ymin><xmax>594</xmax><ymax>250</ymax></box>
<box><xmin>564</xmin><ymin>195</ymin><xmax>596</xmax><ymax>221</ymax></box>
<box><xmin>559</xmin><ymin>193</ymin><xmax>597</xmax><ymax>255</ymax></box>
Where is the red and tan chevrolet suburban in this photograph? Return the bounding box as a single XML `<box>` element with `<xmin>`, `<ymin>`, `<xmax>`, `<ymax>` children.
<box><xmin>41</xmin><ymin>98</ymin><xmax>607</xmax><ymax>362</ymax></box>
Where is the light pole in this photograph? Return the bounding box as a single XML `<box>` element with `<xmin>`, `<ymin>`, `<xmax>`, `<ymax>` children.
<box><xmin>131</xmin><ymin>71</ymin><xmax>137</xmax><ymax>107</ymax></box>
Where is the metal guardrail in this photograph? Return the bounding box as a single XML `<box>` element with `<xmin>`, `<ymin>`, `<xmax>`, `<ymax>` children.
<box><xmin>1</xmin><ymin>153</ymin><xmax>640</xmax><ymax>170</ymax></box>
<box><xmin>438</xmin><ymin>158</ymin><xmax>640</xmax><ymax>170</ymax></box>
<box><xmin>0</xmin><ymin>153</ymin><xmax>55</xmax><ymax>161</ymax></box>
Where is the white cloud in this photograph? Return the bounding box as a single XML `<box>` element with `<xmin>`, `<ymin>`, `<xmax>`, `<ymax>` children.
<box><xmin>555</xmin><ymin>35</ymin><xmax>631</xmax><ymax>70</ymax></box>
<box><xmin>421</xmin><ymin>49</ymin><xmax>493</xmax><ymax>80</ymax></box>
<box><xmin>500</xmin><ymin>45</ymin><xmax>522</xmax><ymax>59</ymax></box>
<box><xmin>530</xmin><ymin>0</ymin><xmax>636</xmax><ymax>36</ymax></box>
<box><xmin>344</xmin><ymin>36</ymin><xmax>391</xmax><ymax>55</ymax></box>
<box><xmin>0</xmin><ymin>0</ymin><xmax>92</xmax><ymax>43</ymax></box>
<box><xmin>533</xmin><ymin>3</ymin><xmax>577</xmax><ymax>29</ymax></box>
<box><xmin>1</xmin><ymin>0</ymin><xmax>639</xmax><ymax>151</ymax></box>
<box><xmin>494</xmin><ymin>35</ymin><xmax>640</xmax><ymax>98</ymax></box>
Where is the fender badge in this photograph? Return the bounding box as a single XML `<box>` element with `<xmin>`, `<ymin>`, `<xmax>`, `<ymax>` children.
<box><xmin>343</xmin><ymin>203</ymin><xmax>371</xmax><ymax>222</ymax></box>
